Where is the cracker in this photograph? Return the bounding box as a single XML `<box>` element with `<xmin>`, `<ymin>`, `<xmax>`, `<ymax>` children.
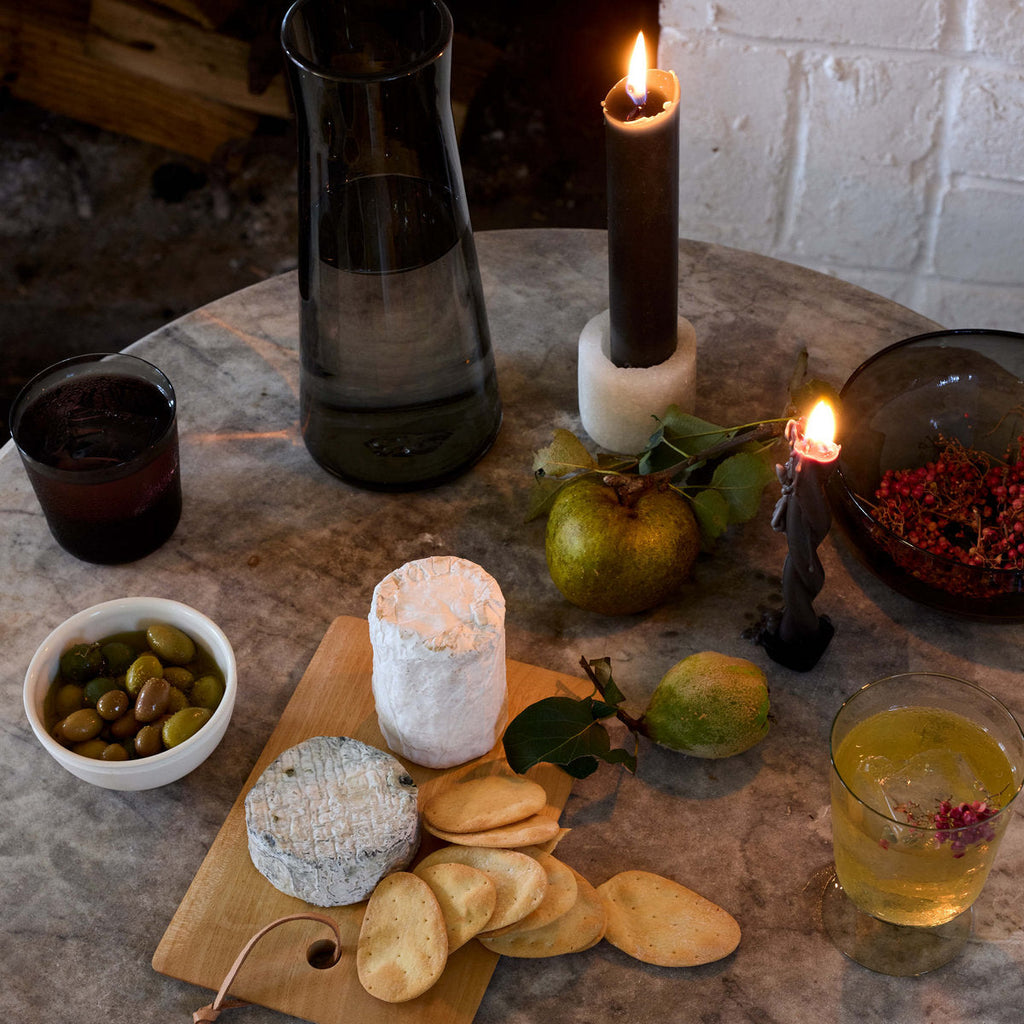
<box><xmin>481</xmin><ymin>852</ymin><xmax>577</xmax><ymax>936</ymax></box>
<box><xmin>416</xmin><ymin>861</ymin><xmax>498</xmax><ymax>953</ymax></box>
<box><xmin>477</xmin><ymin>867</ymin><xmax>606</xmax><ymax>957</ymax></box>
<box><xmin>532</xmin><ymin>826</ymin><xmax>571</xmax><ymax>854</ymax></box>
<box><xmin>422</xmin><ymin>774</ymin><xmax>549</xmax><ymax>833</ymax></box>
<box><xmin>356</xmin><ymin>872</ymin><xmax>448</xmax><ymax>1002</ymax></box>
<box><xmin>424</xmin><ymin>813</ymin><xmax>561</xmax><ymax>848</ymax></box>
<box><xmin>597</xmin><ymin>869</ymin><xmax>741</xmax><ymax>967</ymax></box>
<box><xmin>415</xmin><ymin>845</ymin><xmax>548</xmax><ymax>931</ymax></box>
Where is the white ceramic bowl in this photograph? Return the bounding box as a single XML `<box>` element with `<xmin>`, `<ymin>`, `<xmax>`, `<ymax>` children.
<box><xmin>23</xmin><ymin>597</ymin><xmax>236</xmax><ymax>791</ymax></box>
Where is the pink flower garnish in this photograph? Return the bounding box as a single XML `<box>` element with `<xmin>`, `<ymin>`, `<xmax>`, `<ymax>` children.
<box><xmin>933</xmin><ymin>800</ymin><xmax>998</xmax><ymax>857</ymax></box>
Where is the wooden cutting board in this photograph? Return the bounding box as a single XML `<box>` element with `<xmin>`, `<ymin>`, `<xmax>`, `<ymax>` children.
<box><xmin>152</xmin><ymin>615</ymin><xmax>590</xmax><ymax>1024</ymax></box>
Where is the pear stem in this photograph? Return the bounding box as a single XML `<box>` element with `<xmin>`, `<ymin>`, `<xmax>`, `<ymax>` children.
<box><xmin>578</xmin><ymin>655</ymin><xmax>645</xmax><ymax>732</ymax></box>
<box><xmin>597</xmin><ymin>420</ymin><xmax>785</xmax><ymax>491</ymax></box>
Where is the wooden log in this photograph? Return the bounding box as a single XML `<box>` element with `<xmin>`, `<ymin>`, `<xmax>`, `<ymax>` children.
<box><xmin>0</xmin><ymin>6</ymin><xmax>262</xmax><ymax>161</ymax></box>
<box><xmin>147</xmin><ymin>0</ymin><xmax>234</xmax><ymax>31</ymax></box>
<box><xmin>86</xmin><ymin>0</ymin><xmax>290</xmax><ymax>119</ymax></box>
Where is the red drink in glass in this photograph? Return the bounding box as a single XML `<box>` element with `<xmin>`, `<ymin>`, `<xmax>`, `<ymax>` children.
<box><xmin>10</xmin><ymin>354</ymin><xmax>181</xmax><ymax>564</ymax></box>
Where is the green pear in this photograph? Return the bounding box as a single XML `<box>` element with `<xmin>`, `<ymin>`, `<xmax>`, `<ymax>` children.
<box><xmin>643</xmin><ymin>651</ymin><xmax>770</xmax><ymax>758</ymax></box>
<box><xmin>545</xmin><ymin>475</ymin><xmax>699</xmax><ymax>615</ymax></box>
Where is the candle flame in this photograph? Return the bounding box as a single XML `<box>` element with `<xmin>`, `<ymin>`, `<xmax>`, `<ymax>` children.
<box><xmin>626</xmin><ymin>32</ymin><xmax>647</xmax><ymax>106</ymax></box>
<box><xmin>804</xmin><ymin>400</ymin><xmax>836</xmax><ymax>446</ymax></box>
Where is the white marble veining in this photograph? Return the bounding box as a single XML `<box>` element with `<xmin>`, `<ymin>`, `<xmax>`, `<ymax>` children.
<box><xmin>3</xmin><ymin>229</ymin><xmax>1023</xmax><ymax>1023</ymax></box>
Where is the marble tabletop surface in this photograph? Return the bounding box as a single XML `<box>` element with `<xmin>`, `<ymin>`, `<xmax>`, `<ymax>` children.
<box><xmin>4</xmin><ymin>228</ymin><xmax>1023</xmax><ymax>1023</ymax></box>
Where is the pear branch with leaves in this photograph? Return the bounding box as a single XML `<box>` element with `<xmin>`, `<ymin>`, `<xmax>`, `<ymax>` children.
<box><xmin>528</xmin><ymin>351</ymin><xmax>840</xmax><ymax>551</ymax></box>
<box><xmin>502</xmin><ymin>657</ymin><xmax>643</xmax><ymax>779</ymax></box>
<box><xmin>529</xmin><ymin>409</ymin><xmax>788</xmax><ymax>551</ymax></box>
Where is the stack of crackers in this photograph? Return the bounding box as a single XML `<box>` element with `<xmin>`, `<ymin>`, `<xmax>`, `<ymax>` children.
<box><xmin>356</xmin><ymin>772</ymin><xmax>741</xmax><ymax>1003</ymax></box>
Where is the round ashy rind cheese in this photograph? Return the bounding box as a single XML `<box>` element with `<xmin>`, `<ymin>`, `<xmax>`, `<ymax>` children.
<box><xmin>244</xmin><ymin>735</ymin><xmax>420</xmax><ymax>907</ymax></box>
<box><xmin>369</xmin><ymin>556</ymin><xmax>507</xmax><ymax>769</ymax></box>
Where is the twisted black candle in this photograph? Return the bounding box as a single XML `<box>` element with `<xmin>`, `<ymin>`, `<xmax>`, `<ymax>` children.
<box><xmin>761</xmin><ymin>411</ymin><xmax>840</xmax><ymax>671</ymax></box>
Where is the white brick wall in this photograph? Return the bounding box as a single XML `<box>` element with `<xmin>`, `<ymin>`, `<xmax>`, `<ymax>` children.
<box><xmin>660</xmin><ymin>0</ymin><xmax>1024</xmax><ymax>331</ymax></box>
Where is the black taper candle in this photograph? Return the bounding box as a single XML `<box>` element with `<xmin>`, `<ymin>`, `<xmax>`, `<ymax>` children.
<box><xmin>760</xmin><ymin>413</ymin><xmax>840</xmax><ymax>672</ymax></box>
<box><xmin>603</xmin><ymin>68</ymin><xmax>680</xmax><ymax>369</ymax></box>
<box><xmin>776</xmin><ymin>453</ymin><xmax>832</xmax><ymax>642</ymax></box>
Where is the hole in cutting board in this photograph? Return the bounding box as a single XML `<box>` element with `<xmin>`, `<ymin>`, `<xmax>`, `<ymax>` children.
<box><xmin>306</xmin><ymin>938</ymin><xmax>341</xmax><ymax>969</ymax></box>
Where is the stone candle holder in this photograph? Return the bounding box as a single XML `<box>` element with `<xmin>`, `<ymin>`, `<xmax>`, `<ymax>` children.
<box><xmin>577</xmin><ymin>309</ymin><xmax>697</xmax><ymax>453</ymax></box>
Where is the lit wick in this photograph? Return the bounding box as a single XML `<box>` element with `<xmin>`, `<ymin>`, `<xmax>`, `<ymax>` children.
<box><xmin>624</xmin><ymin>32</ymin><xmax>649</xmax><ymax>120</ymax></box>
<box><xmin>760</xmin><ymin>400</ymin><xmax>840</xmax><ymax>671</ymax></box>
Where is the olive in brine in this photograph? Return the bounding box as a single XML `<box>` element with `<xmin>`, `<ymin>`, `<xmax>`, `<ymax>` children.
<box><xmin>96</xmin><ymin>689</ymin><xmax>130</xmax><ymax>721</ymax></box>
<box><xmin>163</xmin><ymin>666</ymin><xmax>194</xmax><ymax>691</ymax></box>
<box><xmin>83</xmin><ymin>676</ymin><xmax>119</xmax><ymax>707</ymax></box>
<box><xmin>166</xmin><ymin>686</ymin><xmax>189</xmax><ymax>714</ymax></box>
<box><xmin>101</xmin><ymin>641</ymin><xmax>135</xmax><ymax>676</ymax></box>
<box><xmin>59</xmin><ymin>708</ymin><xmax>103</xmax><ymax>744</ymax></box>
<box><xmin>162</xmin><ymin>707</ymin><xmax>211</xmax><ymax>748</ymax></box>
<box><xmin>134</xmin><ymin>724</ymin><xmax>164</xmax><ymax>758</ymax></box>
<box><xmin>73</xmin><ymin>738</ymin><xmax>109</xmax><ymax>759</ymax></box>
<box><xmin>125</xmin><ymin>653</ymin><xmax>163</xmax><ymax>697</ymax></box>
<box><xmin>54</xmin><ymin>683</ymin><xmax>84</xmax><ymax>719</ymax></box>
<box><xmin>134</xmin><ymin>677</ymin><xmax>171</xmax><ymax>722</ymax></box>
<box><xmin>190</xmin><ymin>675</ymin><xmax>225</xmax><ymax>711</ymax></box>
<box><xmin>108</xmin><ymin>710</ymin><xmax>141</xmax><ymax>740</ymax></box>
<box><xmin>59</xmin><ymin>643</ymin><xmax>104</xmax><ymax>683</ymax></box>
<box><xmin>146</xmin><ymin>624</ymin><xmax>196</xmax><ymax>666</ymax></box>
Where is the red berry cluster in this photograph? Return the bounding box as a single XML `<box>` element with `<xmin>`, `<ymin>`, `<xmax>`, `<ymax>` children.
<box><xmin>871</xmin><ymin>435</ymin><xmax>1024</xmax><ymax>571</ymax></box>
<box><xmin>933</xmin><ymin>800</ymin><xmax>997</xmax><ymax>858</ymax></box>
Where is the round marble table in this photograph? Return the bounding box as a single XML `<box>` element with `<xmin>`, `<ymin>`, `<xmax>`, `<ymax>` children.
<box><xmin>3</xmin><ymin>229</ymin><xmax>1022</xmax><ymax>1023</ymax></box>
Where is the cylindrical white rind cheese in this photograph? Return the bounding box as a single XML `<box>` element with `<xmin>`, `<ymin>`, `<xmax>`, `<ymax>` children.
<box><xmin>370</xmin><ymin>556</ymin><xmax>507</xmax><ymax>769</ymax></box>
<box><xmin>245</xmin><ymin>736</ymin><xmax>420</xmax><ymax>907</ymax></box>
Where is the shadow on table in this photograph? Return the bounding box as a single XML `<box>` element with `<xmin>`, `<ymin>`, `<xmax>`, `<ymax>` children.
<box><xmin>830</xmin><ymin>536</ymin><xmax>1024</xmax><ymax>676</ymax></box>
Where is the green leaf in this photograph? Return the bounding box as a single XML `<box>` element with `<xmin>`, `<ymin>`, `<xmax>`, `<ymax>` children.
<box><xmin>525</xmin><ymin>475</ymin><xmax>568</xmax><ymax>522</ymax></box>
<box><xmin>587</xmin><ymin>656</ymin><xmax>627</xmax><ymax>705</ymax></box>
<box><xmin>502</xmin><ymin>695</ymin><xmax>637</xmax><ymax>777</ymax></box>
<box><xmin>690</xmin><ymin>487</ymin><xmax>731</xmax><ymax>549</ymax></box>
<box><xmin>710</xmin><ymin>450</ymin><xmax>777</xmax><ymax>524</ymax></box>
<box><xmin>659</xmin><ymin>408</ymin><xmax>734</xmax><ymax>456</ymax></box>
<box><xmin>600</xmin><ymin>747</ymin><xmax>639</xmax><ymax>769</ymax></box>
<box><xmin>638</xmin><ymin>410</ymin><xmax>735</xmax><ymax>474</ymax></box>
<box><xmin>533</xmin><ymin>429</ymin><xmax>597</xmax><ymax>478</ymax></box>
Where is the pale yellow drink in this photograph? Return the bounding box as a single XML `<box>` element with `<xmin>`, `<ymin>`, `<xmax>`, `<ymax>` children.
<box><xmin>831</xmin><ymin>704</ymin><xmax>1019</xmax><ymax>927</ymax></box>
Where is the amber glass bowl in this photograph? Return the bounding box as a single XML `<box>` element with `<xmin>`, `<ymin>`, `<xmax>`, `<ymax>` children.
<box><xmin>827</xmin><ymin>329</ymin><xmax>1024</xmax><ymax>621</ymax></box>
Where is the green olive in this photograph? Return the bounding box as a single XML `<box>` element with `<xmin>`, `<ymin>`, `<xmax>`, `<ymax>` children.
<box><xmin>125</xmin><ymin>654</ymin><xmax>163</xmax><ymax>697</ymax></box>
<box><xmin>54</xmin><ymin>683</ymin><xmax>84</xmax><ymax>719</ymax></box>
<box><xmin>166</xmin><ymin>686</ymin><xmax>189</xmax><ymax>713</ymax></box>
<box><xmin>59</xmin><ymin>643</ymin><xmax>104</xmax><ymax>682</ymax></box>
<box><xmin>100</xmin><ymin>743</ymin><xmax>129</xmax><ymax>762</ymax></box>
<box><xmin>146</xmin><ymin>624</ymin><xmax>196</xmax><ymax>666</ymax></box>
<box><xmin>108</xmin><ymin>711</ymin><xmax>141</xmax><ymax>740</ymax></box>
<box><xmin>134</xmin><ymin>724</ymin><xmax>164</xmax><ymax>758</ymax></box>
<box><xmin>101</xmin><ymin>641</ymin><xmax>135</xmax><ymax>676</ymax></box>
<box><xmin>83</xmin><ymin>676</ymin><xmax>119</xmax><ymax>707</ymax></box>
<box><xmin>73</xmin><ymin>738</ymin><xmax>108</xmax><ymax>759</ymax></box>
<box><xmin>190</xmin><ymin>675</ymin><xmax>225</xmax><ymax>711</ymax></box>
<box><xmin>59</xmin><ymin>708</ymin><xmax>103</xmax><ymax>743</ymax></box>
<box><xmin>163</xmin><ymin>666</ymin><xmax>194</xmax><ymax>691</ymax></box>
<box><xmin>161</xmin><ymin>707</ymin><xmax>211</xmax><ymax>748</ymax></box>
<box><xmin>135</xmin><ymin>677</ymin><xmax>171</xmax><ymax>722</ymax></box>
<box><xmin>96</xmin><ymin>689</ymin><xmax>130</xmax><ymax>721</ymax></box>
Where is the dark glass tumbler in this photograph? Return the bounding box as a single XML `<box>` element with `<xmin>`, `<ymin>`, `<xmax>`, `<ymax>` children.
<box><xmin>9</xmin><ymin>352</ymin><xmax>181</xmax><ymax>564</ymax></box>
<box><xmin>281</xmin><ymin>0</ymin><xmax>502</xmax><ymax>490</ymax></box>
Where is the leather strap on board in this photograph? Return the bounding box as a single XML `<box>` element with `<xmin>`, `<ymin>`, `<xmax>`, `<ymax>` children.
<box><xmin>191</xmin><ymin>913</ymin><xmax>343</xmax><ymax>1022</ymax></box>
